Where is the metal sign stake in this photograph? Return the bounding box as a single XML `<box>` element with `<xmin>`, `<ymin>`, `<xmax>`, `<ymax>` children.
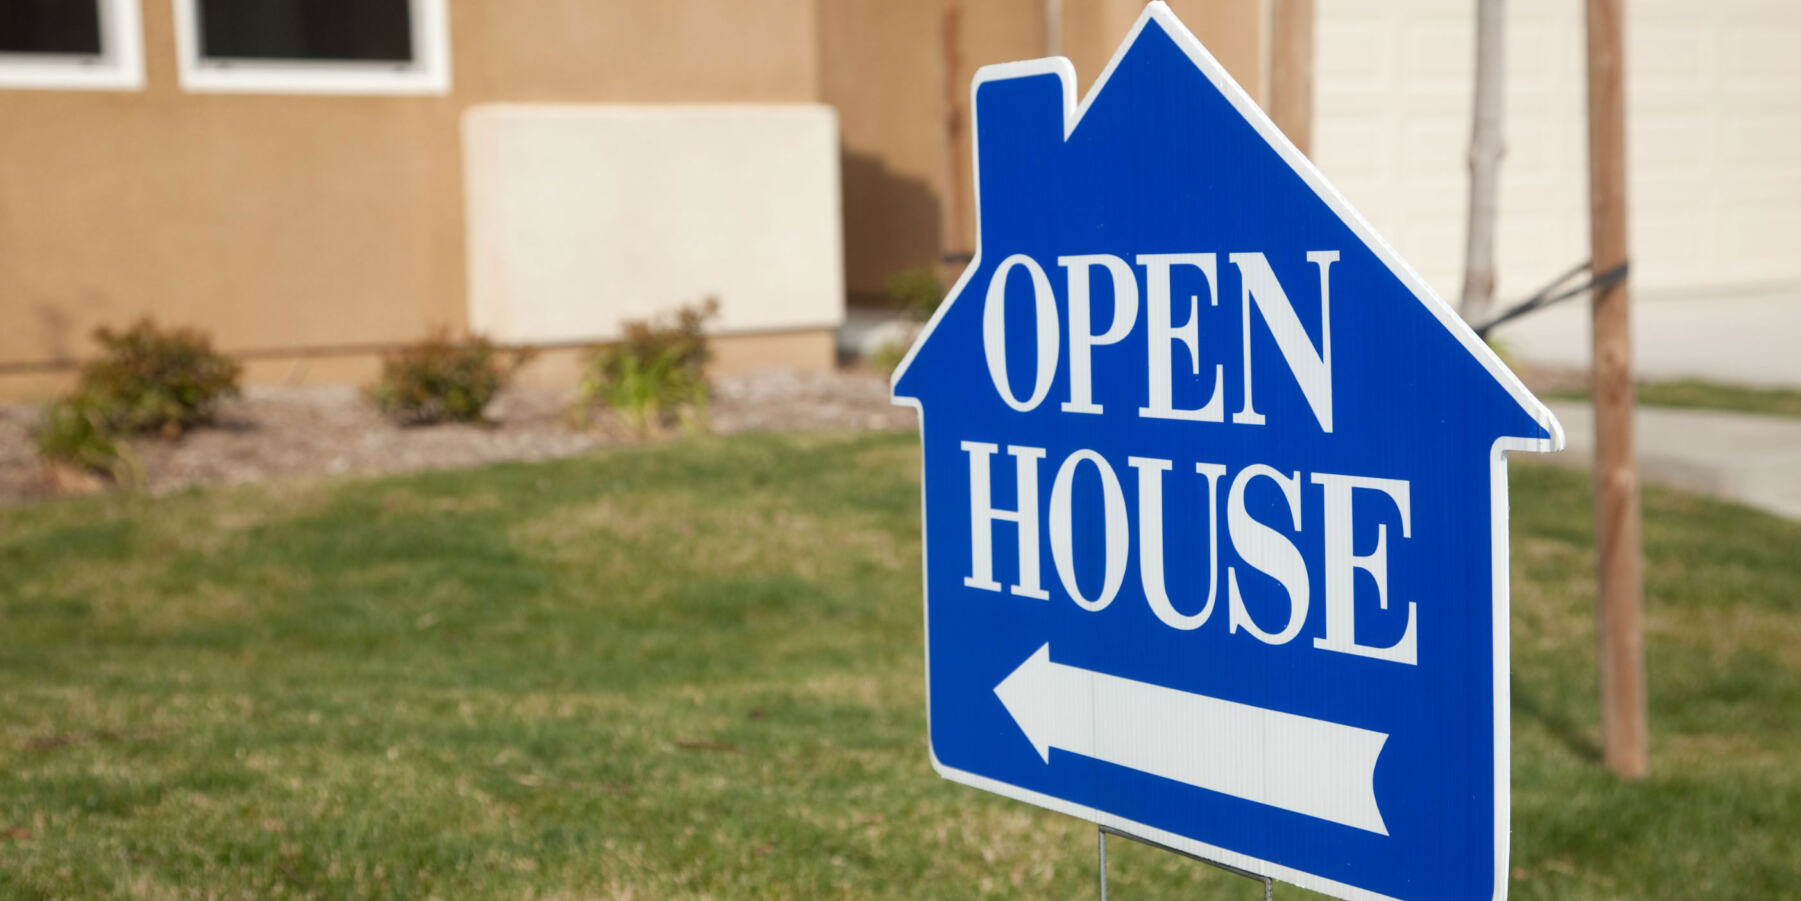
<box><xmin>1098</xmin><ymin>826</ymin><xmax>1273</xmax><ymax>899</ymax></box>
<box><xmin>1099</xmin><ymin>828</ymin><xmax>1108</xmax><ymax>900</ymax></box>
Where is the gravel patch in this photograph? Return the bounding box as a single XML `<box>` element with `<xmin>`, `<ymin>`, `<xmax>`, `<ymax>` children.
<box><xmin>0</xmin><ymin>369</ymin><xmax>916</xmax><ymax>505</ymax></box>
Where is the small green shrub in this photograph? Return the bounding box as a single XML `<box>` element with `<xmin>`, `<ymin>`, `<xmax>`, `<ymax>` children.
<box><xmin>32</xmin><ymin>319</ymin><xmax>235</xmax><ymax>488</ymax></box>
<box><xmin>576</xmin><ymin>300</ymin><xmax>717</xmax><ymax>435</ymax></box>
<box><xmin>869</xmin><ymin>339</ymin><xmax>909</xmax><ymax>379</ymax></box>
<box><xmin>76</xmin><ymin>319</ymin><xmax>242</xmax><ymax>439</ymax></box>
<box><xmin>34</xmin><ymin>398</ymin><xmax>142</xmax><ymax>486</ymax></box>
<box><xmin>36</xmin><ymin>398</ymin><xmax>120</xmax><ymax>473</ymax></box>
<box><xmin>885</xmin><ymin>267</ymin><xmax>945</xmax><ymax>322</ymax></box>
<box><xmin>371</xmin><ymin>333</ymin><xmax>530</xmax><ymax>426</ymax></box>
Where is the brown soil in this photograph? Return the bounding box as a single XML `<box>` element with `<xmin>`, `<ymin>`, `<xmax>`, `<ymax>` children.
<box><xmin>0</xmin><ymin>362</ymin><xmax>1592</xmax><ymax>507</ymax></box>
<box><xmin>0</xmin><ymin>369</ymin><xmax>916</xmax><ymax>506</ymax></box>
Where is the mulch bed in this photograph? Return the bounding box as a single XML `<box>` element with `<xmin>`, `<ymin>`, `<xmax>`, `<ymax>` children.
<box><xmin>0</xmin><ymin>362</ymin><xmax>1589</xmax><ymax>507</ymax></box>
<box><xmin>0</xmin><ymin>369</ymin><xmax>916</xmax><ymax>506</ymax></box>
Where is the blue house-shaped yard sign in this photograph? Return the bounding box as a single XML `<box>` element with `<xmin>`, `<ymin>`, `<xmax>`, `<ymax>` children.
<box><xmin>891</xmin><ymin>5</ymin><xmax>1562</xmax><ymax>900</ymax></box>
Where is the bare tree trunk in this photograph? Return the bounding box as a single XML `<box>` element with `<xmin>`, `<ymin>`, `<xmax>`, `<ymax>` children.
<box><xmin>1043</xmin><ymin>0</ymin><xmax>1063</xmax><ymax>58</ymax></box>
<box><xmin>940</xmin><ymin>0</ymin><xmax>967</xmax><ymax>260</ymax></box>
<box><xmin>1269</xmin><ymin>0</ymin><xmax>1315</xmax><ymax>156</ymax></box>
<box><xmin>1460</xmin><ymin>0</ymin><xmax>1506</xmax><ymax>325</ymax></box>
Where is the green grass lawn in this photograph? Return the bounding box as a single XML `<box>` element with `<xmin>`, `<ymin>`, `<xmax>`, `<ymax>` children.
<box><xmin>2</xmin><ymin>432</ymin><xmax>1797</xmax><ymax>899</ymax></box>
<box><xmin>1549</xmin><ymin>378</ymin><xmax>1801</xmax><ymax>418</ymax></box>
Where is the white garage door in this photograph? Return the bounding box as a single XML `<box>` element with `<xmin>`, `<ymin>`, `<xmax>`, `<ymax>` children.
<box><xmin>1310</xmin><ymin>0</ymin><xmax>1801</xmax><ymax>304</ymax></box>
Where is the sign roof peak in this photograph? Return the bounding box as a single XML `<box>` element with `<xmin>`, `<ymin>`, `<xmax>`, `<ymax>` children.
<box><xmin>892</xmin><ymin>1</ymin><xmax>1562</xmax><ymax>452</ymax></box>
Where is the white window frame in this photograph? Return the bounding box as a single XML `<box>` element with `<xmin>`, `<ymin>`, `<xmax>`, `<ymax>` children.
<box><xmin>0</xmin><ymin>0</ymin><xmax>144</xmax><ymax>91</ymax></box>
<box><xmin>172</xmin><ymin>0</ymin><xmax>450</xmax><ymax>95</ymax></box>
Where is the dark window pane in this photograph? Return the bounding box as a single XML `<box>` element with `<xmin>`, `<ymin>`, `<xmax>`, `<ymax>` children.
<box><xmin>198</xmin><ymin>0</ymin><xmax>413</xmax><ymax>63</ymax></box>
<box><xmin>0</xmin><ymin>0</ymin><xmax>103</xmax><ymax>55</ymax></box>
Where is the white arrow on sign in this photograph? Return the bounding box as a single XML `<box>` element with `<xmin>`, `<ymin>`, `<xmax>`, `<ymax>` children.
<box><xmin>993</xmin><ymin>644</ymin><xmax>1390</xmax><ymax>834</ymax></box>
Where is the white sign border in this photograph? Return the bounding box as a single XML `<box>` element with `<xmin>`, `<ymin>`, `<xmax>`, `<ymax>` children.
<box><xmin>890</xmin><ymin>4</ymin><xmax>1565</xmax><ymax>900</ymax></box>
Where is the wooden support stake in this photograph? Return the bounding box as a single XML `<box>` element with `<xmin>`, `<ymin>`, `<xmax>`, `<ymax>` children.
<box><xmin>1584</xmin><ymin>0</ymin><xmax>1648</xmax><ymax>780</ymax></box>
<box><xmin>1268</xmin><ymin>0</ymin><xmax>1315</xmax><ymax>156</ymax></box>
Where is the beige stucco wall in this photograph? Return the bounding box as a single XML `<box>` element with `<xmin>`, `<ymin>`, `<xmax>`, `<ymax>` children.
<box><xmin>823</xmin><ymin>0</ymin><xmax>1269</xmax><ymax>303</ymax></box>
<box><xmin>453</xmin><ymin>0</ymin><xmax>821</xmax><ymax>104</ymax></box>
<box><xmin>0</xmin><ymin>3</ymin><xmax>463</xmax><ymax>391</ymax></box>
<box><xmin>819</xmin><ymin>0</ymin><xmax>971</xmax><ymax>304</ymax></box>
<box><xmin>1</xmin><ymin>0</ymin><xmax>1271</xmax><ymax>398</ymax></box>
<box><xmin>0</xmin><ymin>0</ymin><xmax>827</xmax><ymax>398</ymax></box>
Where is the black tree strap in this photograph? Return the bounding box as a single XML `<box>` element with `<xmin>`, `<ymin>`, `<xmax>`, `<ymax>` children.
<box><xmin>1475</xmin><ymin>258</ymin><xmax>1630</xmax><ymax>339</ymax></box>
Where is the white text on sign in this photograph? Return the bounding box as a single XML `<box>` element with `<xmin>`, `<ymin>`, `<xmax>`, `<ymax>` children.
<box><xmin>981</xmin><ymin>250</ymin><xmax>1337</xmax><ymax>430</ymax></box>
<box><xmin>966</xmin><ymin>250</ymin><xmax>1417</xmax><ymax>665</ymax></box>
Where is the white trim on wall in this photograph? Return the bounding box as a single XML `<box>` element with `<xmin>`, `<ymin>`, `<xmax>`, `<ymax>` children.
<box><xmin>171</xmin><ymin>0</ymin><xmax>451</xmax><ymax>95</ymax></box>
<box><xmin>0</xmin><ymin>0</ymin><xmax>144</xmax><ymax>91</ymax></box>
